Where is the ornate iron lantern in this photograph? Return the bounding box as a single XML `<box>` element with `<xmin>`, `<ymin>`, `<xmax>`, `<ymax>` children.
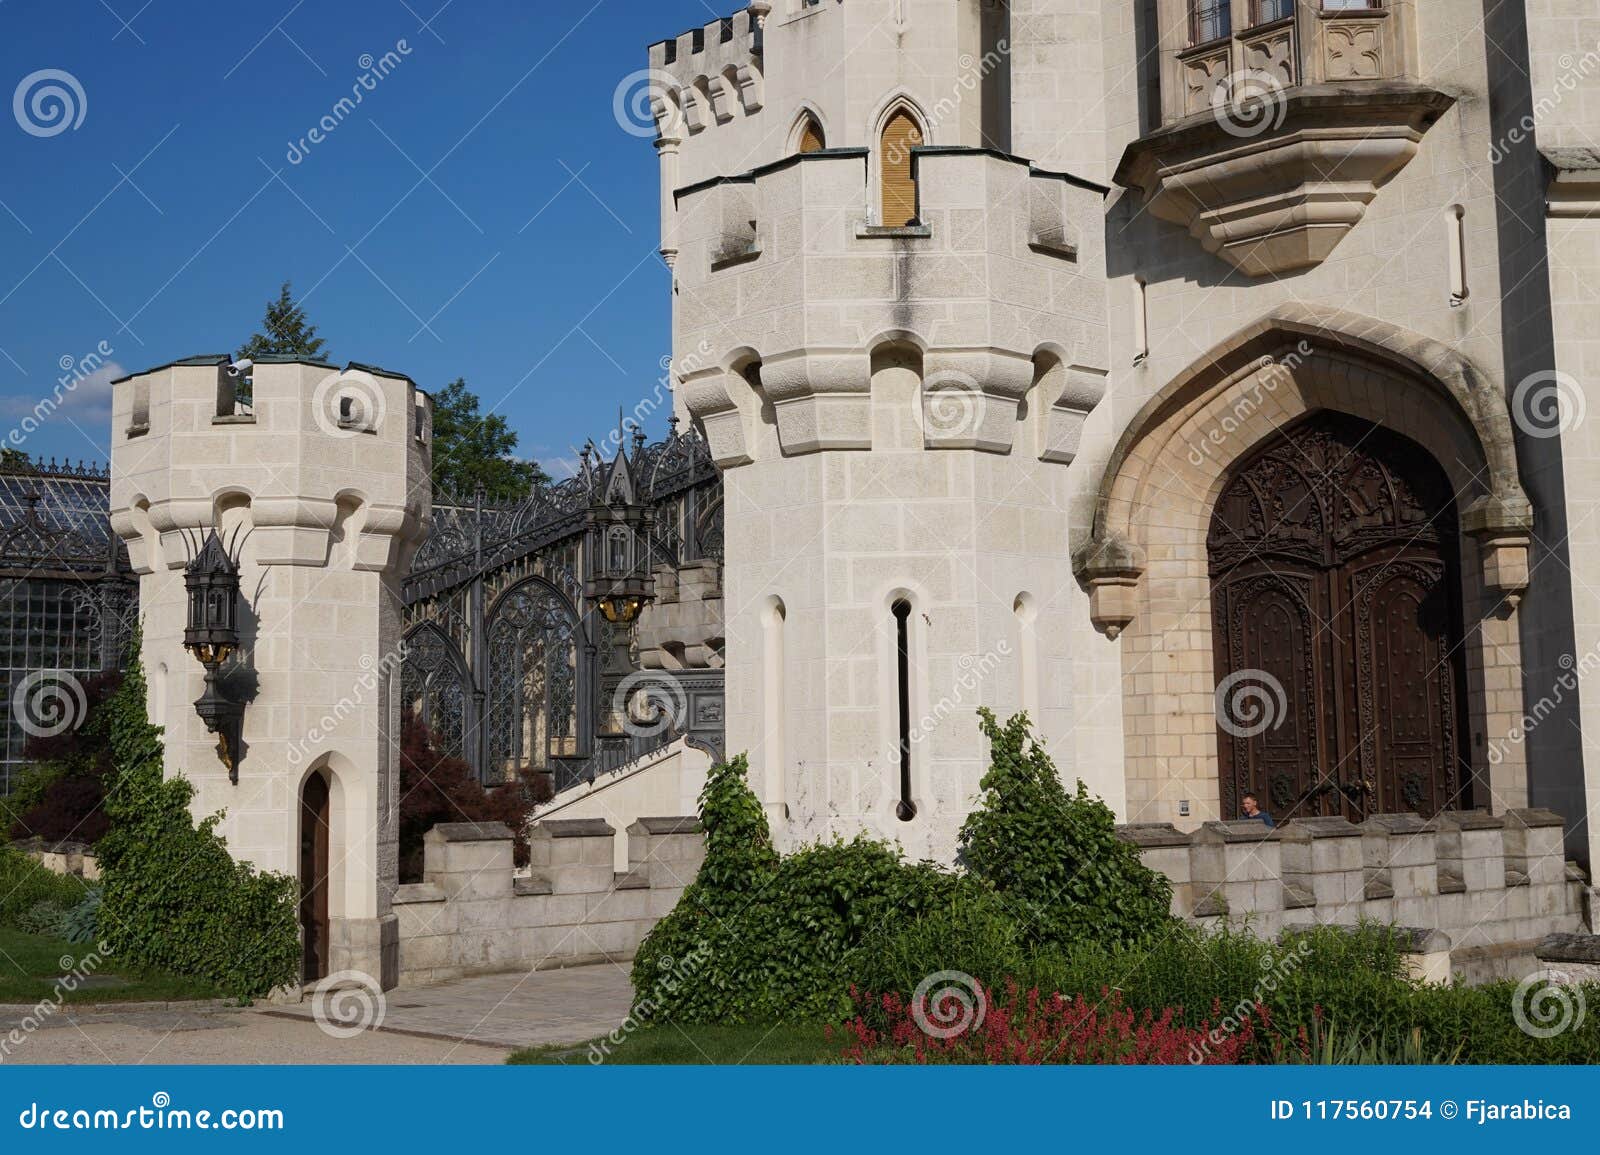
<box><xmin>183</xmin><ymin>530</ymin><xmax>245</xmax><ymax>780</ymax></box>
<box><xmin>583</xmin><ymin>426</ymin><xmax>656</xmax><ymax>625</ymax></box>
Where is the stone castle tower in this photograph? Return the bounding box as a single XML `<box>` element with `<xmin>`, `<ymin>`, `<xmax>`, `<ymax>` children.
<box><xmin>109</xmin><ymin>358</ymin><xmax>430</xmax><ymax>985</ymax></box>
<box><xmin>651</xmin><ymin>0</ymin><xmax>1118</xmax><ymax>858</ymax></box>
<box><xmin>646</xmin><ymin>0</ymin><xmax>1600</xmax><ymax>871</ymax></box>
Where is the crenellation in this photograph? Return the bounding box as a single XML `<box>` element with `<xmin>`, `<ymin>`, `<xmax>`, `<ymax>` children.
<box><xmin>1119</xmin><ymin>813</ymin><xmax>1588</xmax><ymax>972</ymax></box>
<box><xmin>393</xmin><ymin>816</ymin><xmax>704</xmax><ymax>986</ymax></box>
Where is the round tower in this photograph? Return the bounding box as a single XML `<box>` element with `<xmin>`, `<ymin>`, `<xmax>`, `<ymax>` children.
<box><xmin>647</xmin><ymin>1</ymin><xmax>1116</xmax><ymax>858</ymax></box>
<box><xmin>109</xmin><ymin>356</ymin><xmax>430</xmax><ymax>987</ymax></box>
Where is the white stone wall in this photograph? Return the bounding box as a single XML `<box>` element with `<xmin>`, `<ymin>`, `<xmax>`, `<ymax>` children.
<box><xmin>109</xmin><ymin>358</ymin><xmax>429</xmax><ymax>984</ymax></box>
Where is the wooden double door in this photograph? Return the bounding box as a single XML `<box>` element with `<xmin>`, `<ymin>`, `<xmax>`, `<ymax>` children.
<box><xmin>1208</xmin><ymin>414</ymin><xmax>1470</xmax><ymax>824</ymax></box>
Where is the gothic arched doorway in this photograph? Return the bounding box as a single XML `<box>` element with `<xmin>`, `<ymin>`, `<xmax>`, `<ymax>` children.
<box><xmin>299</xmin><ymin>770</ymin><xmax>331</xmax><ymax>982</ymax></box>
<box><xmin>1208</xmin><ymin>413</ymin><xmax>1470</xmax><ymax>824</ymax></box>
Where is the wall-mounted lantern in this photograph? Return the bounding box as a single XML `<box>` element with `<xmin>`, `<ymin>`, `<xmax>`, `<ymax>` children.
<box><xmin>183</xmin><ymin>529</ymin><xmax>246</xmax><ymax>781</ymax></box>
<box><xmin>583</xmin><ymin>427</ymin><xmax>656</xmax><ymax>625</ymax></box>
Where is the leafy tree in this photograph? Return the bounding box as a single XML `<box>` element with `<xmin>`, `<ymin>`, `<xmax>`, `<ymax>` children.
<box><xmin>0</xmin><ymin>448</ymin><xmax>29</xmax><ymax>469</ymax></box>
<box><xmin>237</xmin><ymin>281</ymin><xmax>328</xmax><ymax>361</ymax></box>
<box><xmin>429</xmin><ymin>376</ymin><xmax>549</xmax><ymax>501</ymax></box>
<box><xmin>959</xmin><ymin>709</ymin><xmax>1172</xmax><ymax>949</ymax></box>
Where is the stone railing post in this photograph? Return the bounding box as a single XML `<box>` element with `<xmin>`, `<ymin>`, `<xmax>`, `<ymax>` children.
<box><xmin>1277</xmin><ymin>817</ymin><xmax>1363</xmax><ymax>923</ymax></box>
<box><xmin>625</xmin><ymin>817</ymin><xmax>705</xmax><ymax>890</ymax></box>
<box><xmin>423</xmin><ymin>822</ymin><xmax>515</xmax><ymax>902</ymax></box>
<box><xmin>1116</xmin><ymin>824</ymin><xmax>1194</xmax><ymax>918</ymax></box>
<box><xmin>528</xmin><ymin>818</ymin><xmax>617</xmax><ymax>894</ymax></box>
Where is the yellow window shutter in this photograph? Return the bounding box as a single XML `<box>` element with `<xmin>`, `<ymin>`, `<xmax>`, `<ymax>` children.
<box><xmin>798</xmin><ymin>117</ymin><xmax>825</xmax><ymax>154</ymax></box>
<box><xmin>880</xmin><ymin>111</ymin><xmax>922</xmax><ymax>227</ymax></box>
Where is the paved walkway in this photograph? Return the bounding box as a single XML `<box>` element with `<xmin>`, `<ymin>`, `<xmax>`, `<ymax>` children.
<box><xmin>0</xmin><ymin>963</ymin><xmax>635</xmax><ymax>1065</ymax></box>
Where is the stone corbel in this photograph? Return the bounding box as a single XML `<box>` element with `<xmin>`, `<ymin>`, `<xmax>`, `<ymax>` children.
<box><xmin>680</xmin><ymin>86</ymin><xmax>707</xmax><ymax>134</ymax></box>
<box><xmin>1463</xmin><ymin>492</ymin><xmax>1534</xmax><ymax>608</ymax></box>
<box><xmin>760</xmin><ymin>349</ymin><xmax>872</xmax><ymax>454</ymax></box>
<box><xmin>250</xmin><ymin>496</ymin><xmax>337</xmax><ymax>566</ymax></box>
<box><xmin>148</xmin><ymin>498</ymin><xmax>216</xmax><ymax>570</ymax></box>
<box><xmin>1073</xmin><ymin>533</ymin><xmax>1147</xmax><ymax>640</ymax></box>
<box><xmin>678</xmin><ymin>364</ymin><xmax>754</xmax><ymax>468</ymax></box>
<box><xmin>1040</xmin><ymin>364</ymin><xmax>1108</xmax><ymax>464</ymax></box>
<box><xmin>352</xmin><ymin>503</ymin><xmax>420</xmax><ymax>573</ymax></box>
<box><xmin>921</xmin><ymin>348</ymin><xmax>1034</xmax><ymax>453</ymax></box>
<box><xmin>707</xmin><ymin>75</ymin><xmax>737</xmax><ymax>125</ymax></box>
<box><xmin>1546</xmin><ymin>156</ymin><xmax>1600</xmax><ymax>219</ymax></box>
<box><xmin>731</xmin><ymin>63</ymin><xmax>764</xmax><ymax>115</ymax></box>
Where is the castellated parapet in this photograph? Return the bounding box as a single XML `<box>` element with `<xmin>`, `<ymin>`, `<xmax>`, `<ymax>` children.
<box><xmin>108</xmin><ymin>356</ymin><xmax>430</xmax><ymax>988</ymax></box>
<box><xmin>1119</xmin><ymin>810</ymin><xmax>1591</xmax><ymax>984</ymax></box>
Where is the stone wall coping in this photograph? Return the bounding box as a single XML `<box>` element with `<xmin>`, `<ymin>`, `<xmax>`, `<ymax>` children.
<box><xmin>1504</xmin><ymin>808</ymin><xmax>1567</xmax><ymax>829</ymax></box>
<box><xmin>1434</xmin><ymin>810</ymin><xmax>1505</xmax><ymax>830</ymax></box>
<box><xmin>1537</xmin><ymin>933</ymin><xmax>1600</xmax><ymax>964</ymax></box>
<box><xmin>532</xmin><ymin>818</ymin><xmax>616</xmax><ymax>838</ymax></box>
<box><xmin>1280</xmin><ymin>923</ymin><xmax>1450</xmax><ymax>954</ymax></box>
<box><xmin>1359</xmin><ymin>813</ymin><xmax>1433</xmax><ymax>834</ymax></box>
<box><xmin>1276</xmin><ymin>816</ymin><xmax>1362</xmax><ymax>839</ymax></box>
<box><xmin>427</xmin><ymin>821</ymin><xmax>516</xmax><ymax>843</ymax></box>
<box><xmin>393</xmin><ymin>882</ymin><xmax>445</xmax><ymax>904</ymax></box>
<box><xmin>1198</xmin><ymin>819</ymin><xmax>1278</xmax><ymax>843</ymax></box>
<box><xmin>629</xmin><ymin>816</ymin><xmax>702</xmax><ymax>835</ymax></box>
<box><xmin>1114</xmin><ymin>822</ymin><xmax>1193</xmax><ymax>848</ymax></box>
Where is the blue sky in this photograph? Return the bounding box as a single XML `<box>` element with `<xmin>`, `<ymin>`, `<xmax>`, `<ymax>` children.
<box><xmin>0</xmin><ymin>0</ymin><xmax>721</xmax><ymax>476</ymax></box>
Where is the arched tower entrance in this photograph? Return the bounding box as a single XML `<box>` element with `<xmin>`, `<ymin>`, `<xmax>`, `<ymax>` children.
<box><xmin>299</xmin><ymin>769</ymin><xmax>332</xmax><ymax>983</ymax></box>
<box><xmin>1207</xmin><ymin>413</ymin><xmax>1469</xmax><ymax>824</ymax></box>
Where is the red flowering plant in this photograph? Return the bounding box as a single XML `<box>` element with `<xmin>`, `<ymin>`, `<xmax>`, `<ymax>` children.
<box><xmin>830</xmin><ymin>979</ymin><xmax>1284</xmax><ymax>1065</ymax></box>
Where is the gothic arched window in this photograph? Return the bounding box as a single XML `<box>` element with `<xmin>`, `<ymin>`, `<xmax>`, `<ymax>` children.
<box><xmin>485</xmin><ymin>583</ymin><xmax>582</xmax><ymax>781</ymax></box>
<box><xmin>879</xmin><ymin>108</ymin><xmax>924</xmax><ymax>227</ymax></box>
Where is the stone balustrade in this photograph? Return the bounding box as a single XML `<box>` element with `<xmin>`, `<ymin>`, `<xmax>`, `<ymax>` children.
<box><xmin>392</xmin><ymin>817</ymin><xmax>705</xmax><ymax>987</ymax></box>
<box><xmin>1118</xmin><ymin>809</ymin><xmax>1590</xmax><ymax>982</ymax></box>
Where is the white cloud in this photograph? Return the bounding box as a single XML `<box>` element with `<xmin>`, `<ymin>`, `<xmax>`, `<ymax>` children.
<box><xmin>0</xmin><ymin>359</ymin><xmax>124</xmax><ymax>440</ymax></box>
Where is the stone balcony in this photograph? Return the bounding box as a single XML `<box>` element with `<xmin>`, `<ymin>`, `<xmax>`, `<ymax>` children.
<box><xmin>672</xmin><ymin>146</ymin><xmax>1110</xmax><ymax>466</ymax></box>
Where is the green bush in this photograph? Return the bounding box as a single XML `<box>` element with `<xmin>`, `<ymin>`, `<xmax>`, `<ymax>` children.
<box><xmin>633</xmin><ymin>756</ymin><xmax>971</xmax><ymax>1023</ymax></box>
<box><xmin>94</xmin><ymin>637</ymin><xmax>300</xmax><ymax>999</ymax></box>
<box><xmin>959</xmin><ymin>709</ymin><xmax>1172</xmax><ymax>948</ymax></box>
<box><xmin>0</xmin><ymin>845</ymin><xmax>93</xmax><ymax>930</ymax></box>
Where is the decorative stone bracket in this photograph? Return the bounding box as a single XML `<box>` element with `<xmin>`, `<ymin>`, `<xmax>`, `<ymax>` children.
<box><xmin>1116</xmin><ymin>82</ymin><xmax>1455</xmax><ymax>277</ymax></box>
<box><xmin>1072</xmin><ymin>533</ymin><xmax>1146</xmax><ymax>640</ymax></box>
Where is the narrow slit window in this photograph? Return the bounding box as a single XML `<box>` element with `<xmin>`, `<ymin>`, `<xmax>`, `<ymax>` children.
<box><xmin>893</xmin><ymin>598</ymin><xmax>916</xmax><ymax>820</ymax></box>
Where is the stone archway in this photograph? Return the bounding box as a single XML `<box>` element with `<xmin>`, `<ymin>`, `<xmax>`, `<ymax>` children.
<box><xmin>1073</xmin><ymin>307</ymin><xmax>1533</xmax><ymax>827</ymax></box>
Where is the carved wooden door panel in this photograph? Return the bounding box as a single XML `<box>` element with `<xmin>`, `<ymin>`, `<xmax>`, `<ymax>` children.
<box><xmin>1209</xmin><ymin>414</ymin><xmax>1468</xmax><ymax>824</ymax></box>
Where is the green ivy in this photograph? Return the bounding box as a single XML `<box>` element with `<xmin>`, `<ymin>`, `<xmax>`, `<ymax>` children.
<box><xmin>94</xmin><ymin>634</ymin><xmax>300</xmax><ymax>999</ymax></box>
<box><xmin>959</xmin><ymin>708</ymin><xmax>1172</xmax><ymax>948</ymax></box>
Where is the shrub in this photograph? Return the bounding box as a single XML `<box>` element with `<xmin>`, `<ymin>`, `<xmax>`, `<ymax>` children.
<box><xmin>0</xmin><ymin>844</ymin><xmax>92</xmax><ymax>930</ymax></box>
<box><xmin>5</xmin><ymin>669</ymin><xmax>122</xmax><ymax>845</ymax></box>
<box><xmin>398</xmin><ymin>717</ymin><xmax>546</xmax><ymax>882</ymax></box>
<box><xmin>95</xmin><ymin>636</ymin><xmax>300</xmax><ymax>999</ymax></box>
<box><xmin>633</xmin><ymin>755</ymin><xmax>968</xmax><ymax>1024</ymax></box>
<box><xmin>959</xmin><ymin>709</ymin><xmax>1171</xmax><ymax>948</ymax></box>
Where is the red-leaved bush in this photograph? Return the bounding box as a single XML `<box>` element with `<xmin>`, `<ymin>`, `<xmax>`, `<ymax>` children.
<box><xmin>398</xmin><ymin>716</ymin><xmax>550</xmax><ymax>882</ymax></box>
<box><xmin>832</xmin><ymin>981</ymin><xmax>1270</xmax><ymax>1065</ymax></box>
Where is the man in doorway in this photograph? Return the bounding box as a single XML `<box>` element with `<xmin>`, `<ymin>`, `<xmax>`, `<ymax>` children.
<box><xmin>1240</xmin><ymin>792</ymin><xmax>1275</xmax><ymax>828</ymax></box>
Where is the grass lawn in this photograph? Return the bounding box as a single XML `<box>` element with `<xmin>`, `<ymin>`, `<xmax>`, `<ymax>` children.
<box><xmin>509</xmin><ymin>1023</ymin><xmax>837</xmax><ymax>1065</ymax></box>
<box><xmin>0</xmin><ymin>927</ymin><xmax>225</xmax><ymax>1005</ymax></box>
